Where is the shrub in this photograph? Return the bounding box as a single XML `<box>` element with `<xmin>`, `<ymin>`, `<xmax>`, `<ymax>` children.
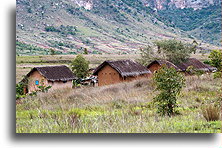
<box><xmin>16</xmin><ymin>83</ymin><xmax>26</xmax><ymax>99</ymax></box>
<box><xmin>153</xmin><ymin>66</ymin><xmax>185</xmax><ymax>116</ymax></box>
<box><xmin>201</xmin><ymin>104</ymin><xmax>220</xmax><ymax>121</ymax></box>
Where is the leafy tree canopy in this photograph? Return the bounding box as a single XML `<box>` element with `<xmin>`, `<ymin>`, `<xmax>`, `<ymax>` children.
<box><xmin>154</xmin><ymin>39</ymin><xmax>196</xmax><ymax>64</ymax></box>
<box><xmin>70</xmin><ymin>54</ymin><xmax>89</xmax><ymax>79</ymax></box>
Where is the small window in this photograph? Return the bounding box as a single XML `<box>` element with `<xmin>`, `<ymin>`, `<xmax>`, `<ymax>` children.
<box><xmin>35</xmin><ymin>80</ymin><xmax>39</xmax><ymax>85</ymax></box>
<box><xmin>63</xmin><ymin>81</ymin><xmax>67</xmax><ymax>83</ymax></box>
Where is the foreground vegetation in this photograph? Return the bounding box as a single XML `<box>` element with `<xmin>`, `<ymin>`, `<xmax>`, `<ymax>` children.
<box><xmin>16</xmin><ymin>74</ymin><xmax>221</xmax><ymax>133</ymax></box>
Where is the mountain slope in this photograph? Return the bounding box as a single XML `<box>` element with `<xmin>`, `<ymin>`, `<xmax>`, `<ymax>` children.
<box><xmin>157</xmin><ymin>5</ymin><xmax>221</xmax><ymax>45</ymax></box>
<box><xmin>16</xmin><ymin>0</ymin><xmax>219</xmax><ymax>55</ymax></box>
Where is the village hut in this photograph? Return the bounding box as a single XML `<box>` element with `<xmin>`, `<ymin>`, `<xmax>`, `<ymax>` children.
<box><xmin>147</xmin><ymin>60</ymin><xmax>181</xmax><ymax>73</ymax></box>
<box><xmin>174</xmin><ymin>58</ymin><xmax>217</xmax><ymax>73</ymax></box>
<box><xmin>21</xmin><ymin>65</ymin><xmax>77</xmax><ymax>94</ymax></box>
<box><xmin>93</xmin><ymin>60</ymin><xmax>151</xmax><ymax>86</ymax></box>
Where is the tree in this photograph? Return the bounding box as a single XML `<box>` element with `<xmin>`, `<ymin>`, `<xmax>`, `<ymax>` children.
<box><xmin>49</xmin><ymin>48</ymin><xmax>55</xmax><ymax>55</ymax></box>
<box><xmin>70</xmin><ymin>54</ymin><xmax>89</xmax><ymax>79</ymax></box>
<box><xmin>208</xmin><ymin>50</ymin><xmax>222</xmax><ymax>79</ymax></box>
<box><xmin>208</xmin><ymin>50</ymin><xmax>221</xmax><ymax>71</ymax></box>
<box><xmin>138</xmin><ymin>45</ymin><xmax>161</xmax><ymax>66</ymax></box>
<box><xmin>154</xmin><ymin>39</ymin><xmax>196</xmax><ymax>64</ymax></box>
<box><xmin>83</xmin><ymin>48</ymin><xmax>88</xmax><ymax>54</ymax></box>
<box><xmin>153</xmin><ymin>66</ymin><xmax>185</xmax><ymax>116</ymax></box>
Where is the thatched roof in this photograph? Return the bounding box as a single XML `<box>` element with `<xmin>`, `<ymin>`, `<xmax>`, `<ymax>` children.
<box><xmin>175</xmin><ymin>58</ymin><xmax>217</xmax><ymax>72</ymax></box>
<box><xmin>25</xmin><ymin>65</ymin><xmax>77</xmax><ymax>82</ymax></box>
<box><xmin>147</xmin><ymin>60</ymin><xmax>181</xmax><ymax>71</ymax></box>
<box><xmin>93</xmin><ymin>60</ymin><xmax>151</xmax><ymax>77</ymax></box>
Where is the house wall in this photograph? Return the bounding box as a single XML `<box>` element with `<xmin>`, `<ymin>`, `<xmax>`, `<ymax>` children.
<box><xmin>124</xmin><ymin>73</ymin><xmax>150</xmax><ymax>81</ymax></box>
<box><xmin>97</xmin><ymin>65</ymin><xmax>151</xmax><ymax>86</ymax></box>
<box><xmin>148</xmin><ymin>63</ymin><xmax>161</xmax><ymax>73</ymax></box>
<box><xmin>98</xmin><ymin>65</ymin><xmax>122</xmax><ymax>86</ymax></box>
<box><xmin>27</xmin><ymin>71</ymin><xmax>49</xmax><ymax>93</ymax></box>
<box><xmin>48</xmin><ymin>81</ymin><xmax>73</xmax><ymax>91</ymax></box>
<box><xmin>27</xmin><ymin>70</ymin><xmax>73</xmax><ymax>93</ymax></box>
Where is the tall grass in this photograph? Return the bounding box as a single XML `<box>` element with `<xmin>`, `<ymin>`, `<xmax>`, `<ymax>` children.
<box><xmin>16</xmin><ymin>75</ymin><xmax>221</xmax><ymax>133</ymax></box>
<box><xmin>201</xmin><ymin>104</ymin><xmax>221</xmax><ymax>121</ymax></box>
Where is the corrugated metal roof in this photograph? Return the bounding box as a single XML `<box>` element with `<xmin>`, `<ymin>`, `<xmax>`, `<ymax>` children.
<box><xmin>93</xmin><ymin>60</ymin><xmax>151</xmax><ymax>77</ymax></box>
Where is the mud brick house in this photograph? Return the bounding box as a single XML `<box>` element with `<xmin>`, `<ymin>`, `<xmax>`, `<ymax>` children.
<box><xmin>21</xmin><ymin>65</ymin><xmax>77</xmax><ymax>94</ymax></box>
<box><xmin>93</xmin><ymin>60</ymin><xmax>151</xmax><ymax>86</ymax></box>
<box><xmin>147</xmin><ymin>60</ymin><xmax>181</xmax><ymax>73</ymax></box>
<box><xmin>147</xmin><ymin>58</ymin><xmax>217</xmax><ymax>74</ymax></box>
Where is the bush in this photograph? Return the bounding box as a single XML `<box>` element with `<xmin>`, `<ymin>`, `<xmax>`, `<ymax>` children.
<box><xmin>16</xmin><ymin>83</ymin><xmax>26</xmax><ymax>99</ymax></box>
<box><xmin>153</xmin><ymin>66</ymin><xmax>185</xmax><ymax>116</ymax></box>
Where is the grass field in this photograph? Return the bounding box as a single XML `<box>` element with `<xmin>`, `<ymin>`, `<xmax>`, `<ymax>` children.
<box><xmin>16</xmin><ymin>76</ymin><xmax>221</xmax><ymax>133</ymax></box>
<box><xmin>16</xmin><ymin>54</ymin><xmax>221</xmax><ymax>133</ymax></box>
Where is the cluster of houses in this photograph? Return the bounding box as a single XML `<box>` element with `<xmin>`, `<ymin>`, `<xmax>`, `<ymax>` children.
<box><xmin>20</xmin><ymin>58</ymin><xmax>216</xmax><ymax>94</ymax></box>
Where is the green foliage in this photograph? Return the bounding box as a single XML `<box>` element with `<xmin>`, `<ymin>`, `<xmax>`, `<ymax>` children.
<box><xmin>83</xmin><ymin>48</ymin><xmax>88</xmax><ymax>54</ymax></box>
<box><xmin>153</xmin><ymin>66</ymin><xmax>185</xmax><ymax>116</ymax></box>
<box><xmin>37</xmin><ymin>85</ymin><xmax>52</xmax><ymax>93</ymax></box>
<box><xmin>208</xmin><ymin>50</ymin><xmax>221</xmax><ymax>71</ymax></box>
<box><xmin>138</xmin><ymin>45</ymin><xmax>159</xmax><ymax>65</ymax></box>
<box><xmin>154</xmin><ymin>39</ymin><xmax>196</xmax><ymax>64</ymax></box>
<box><xmin>209</xmin><ymin>50</ymin><xmax>222</xmax><ymax>78</ymax></box>
<box><xmin>49</xmin><ymin>48</ymin><xmax>55</xmax><ymax>55</ymax></box>
<box><xmin>45</xmin><ymin>25</ymin><xmax>77</xmax><ymax>36</ymax></box>
<box><xmin>213</xmin><ymin>72</ymin><xmax>221</xmax><ymax>79</ymax></box>
<box><xmin>70</xmin><ymin>55</ymin><xmax>89</xmax><ymax>78</ymax></box>
<box><xmin>16</xmin><ymin>83</ymin><xmax>26</xmax><ymax>99</ymax></box>
<box><xmin>16</xmin><ymin>41</ymin><xmax>49</xmax><ymax>55</ymax></box>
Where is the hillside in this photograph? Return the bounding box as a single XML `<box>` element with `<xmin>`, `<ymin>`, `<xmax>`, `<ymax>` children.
<box><xmin>16</xmin><ymin>0</ymin><xmax>220</xmax><ymax>55</ymax></box>
<box><xmin>140</xmin><ymin>0</ymin><xmax>221</xmax><ymax>10</ymax></box>
<box><xmin>16</xmin><ymin>0</ymin><xmax>222</xmax><ymax>55</ymax></box>
<box><xmin>158</xmin><ymin>5</ymin><xmax>221</xmax><ymax>45</ymax></box>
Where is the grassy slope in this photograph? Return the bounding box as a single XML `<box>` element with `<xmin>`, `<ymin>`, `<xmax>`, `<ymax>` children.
<box><xmin>17</xmin><ymin>0</ymin><xmax>217</xmax><ymax>55</ymax></box>
<box><xmin>16</xmin><ymin>75</ymin><xmax>221</xmax><ymax>133</ymax></box>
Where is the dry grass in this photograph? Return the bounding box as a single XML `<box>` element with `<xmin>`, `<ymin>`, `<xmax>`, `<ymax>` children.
<box><xmin>201</xmin><ymin>104</ymin><xmax>221</xmax><ymax>121</ymax></box>
<box><xmin>16</xmin><ymin>74</ymin><xmax>221</xmax><ymax>133</ymax></box>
